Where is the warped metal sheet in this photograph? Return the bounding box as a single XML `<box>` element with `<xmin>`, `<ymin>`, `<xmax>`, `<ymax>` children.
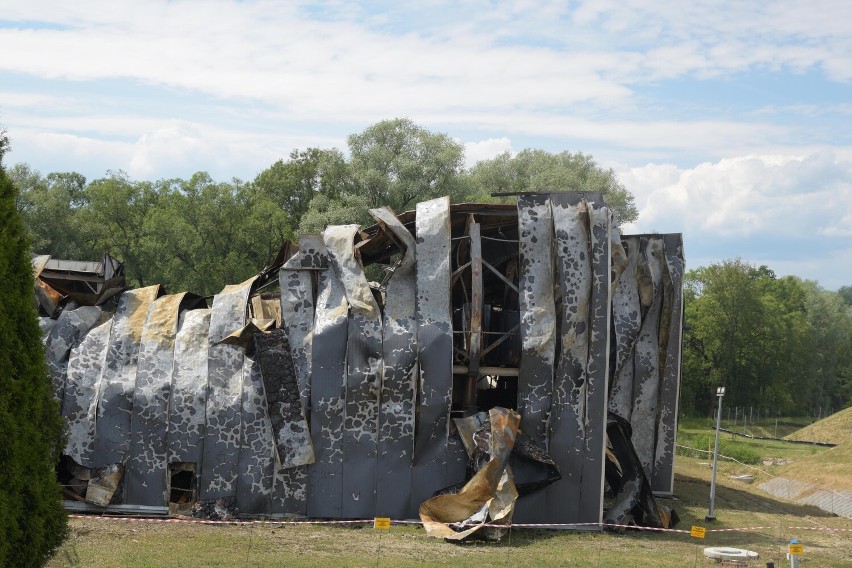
<box><xmin>514</xmin><ymin>194</ymin><xmax>556</xmax><ymax>521</ymax></box>
<box><xmin>370</xmin><ymin>207</ymin><xmax>417</xmax><ymax>519</ymax></box>
<box><xmin>200</xmin><ymin>277</ymin><xmax>255</xmax><ymax>499</ymax></box>
<box><xmin>547</xmin><ymin>193</ymin><xmax>592</xmax><ymax>522</ymax></box>
<box><xmin>126</xmin><ymin>293</ymin><xmax>184</xmax><ymax>506</ymax></box>
<box><xmin>325</xmin><ymin>224</ymin><xmax>383</xmax><ymax>518</ymax></box>
<box><xmin>237</xmin><ymin>354</ymin><xmax>274</xmax><ymax>514</ymax></box>
<box><xmin>578</xmin><ymin>199</ymin><xmax>610</xmax><ymax>523</ymax></box>
<box><xmin>306</xmin><ymin>237</ymin><xmax>348</xmax><ymax>518</ymax></box>
<box><xmin>411</xmin><ymin>197</ymin><xmax>459</xmax><ymax>512</ymax></box>
<box><xmin>630</xmin><ymin>238</ymin><xmax>664</xmax><ymax>478</ymax></box>
<box><xmin>63</xmin><ymin>319</ymin><xmax>111</xmax><ymax>466</ymax></box>
<box><xmin>44</xmin><ymin>305</ymin><xmax>103</xmax><ymax>403</ymax></box>
<box><xmin>167</xmin><ymin>308</ymin><xmax>211</xmax><ymax>464</ymax></box>
<box><xmin>652</xmin><ymin>234</ymin><xmax>685</xmax><ymax>494</ymax></box>
<box><xmin>609</xmin><ymin>237</ymin><xmax>641</xmax><ymax>421</ymax></box>
<box><xmin>93</xmin><ymin>285</ymin><xmax>159</xmax><ymax>468</ymax></box>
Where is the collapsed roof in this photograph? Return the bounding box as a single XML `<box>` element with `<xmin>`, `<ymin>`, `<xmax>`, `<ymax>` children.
<box><xmin>37</xmin><ymin>192</ymin><xmax>684</xmax><ymax>532</ymax></box>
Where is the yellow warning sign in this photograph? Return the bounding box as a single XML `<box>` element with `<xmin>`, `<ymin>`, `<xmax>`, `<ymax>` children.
<box><xmin>374</xmin><ymin>517</ymin><xmax>391</xmax><ymax>529</ymax></box>
<box><xmin>690</xmin><ymin>525</ymin><xmax>706</xmax><ymax>539</ymax></box>
<box><xmin>788</xmin><ymin>543</ymin><xmax>803</xmax><ymax>556</ymax></box>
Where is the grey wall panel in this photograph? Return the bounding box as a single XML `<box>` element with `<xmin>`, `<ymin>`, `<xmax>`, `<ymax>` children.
<box><xmin>547</xmin><ymin>193</ymin><xmax>592</xmax><ymax>523</ymax></box>
<box><xmin>630</xmin><ymin>238</ymin><xmax>664</xmax><ymax>478</ymax></box>
<box><xmin>325</xmin><ymin>224</ymin><xmax>383</xmax><ymax>518</ymax></box>
<box><xmin>200</xmin><ymin>277</ymin><xmax>254</xmax><ymax>499</ymax></box>
<box><xmin>609</xmin><ymin>238</ymin><xmax>641</xmax><ymax>422</ymax></box>
<box><xmin>126</xmin><ymin>293</ymin><xmax>184</xmax><ymax>506</ymax></box>
<box><xmin>578</xmin><ymin>200</ymin><xmax>610</xmax><ymax>523</ymax></box>
<box><xmin>93</xmin><ymin>285</ymin><xmax>159</xmax><ymax>468</ymax></box>
<box><xmin>411</xmin><ymin>197</ymin><xmax>456</xmax><ymax>513</ymax></box>
<box><xmin>514</xmin><ymin>194</ymin><xmax>556</xmax><ymax>522</ymax></box>
<box><xmin>237</xmin><ymin>355</ymin><xmax>274</xmax><ymax>514</ymax></box>
<box><xmin>167</xmin><ymin>308</ymin><xmax>211</xmax><ymax>464</ymax></box>
<box><xmin>306</xmin><ymin>239</ymin><xmax>348</xmax><ymax>519</ymax></box>
<box><xmin>652</xmin><ymin>234</ymin><xmax>684</xmax><ymax>494</ymax></box>
<box><xmin>44</xmin><ymin>305</ymin><xmax>103</xmax><ymax>404</ymax></box>
<box><xmin>370</xmin><ymin>207</ymin><xmax>418</xmax><ymax>520</ymax></box>
<box><xmin>64</xmin><ymin>319</ymin><xmax>112</xmax><ymax>467</ymax></box>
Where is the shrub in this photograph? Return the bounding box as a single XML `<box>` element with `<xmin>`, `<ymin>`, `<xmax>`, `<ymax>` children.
<box><xmin>0</xmin><ymin>139</ymin><xmax>68</xmax><ymax>567</ymax></box>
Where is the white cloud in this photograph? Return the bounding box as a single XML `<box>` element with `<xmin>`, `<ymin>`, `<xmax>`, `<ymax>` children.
<box><xmin>463</xmin><ymin>137</ymin><xmax>513</xmax><ymax>168</ymax></box>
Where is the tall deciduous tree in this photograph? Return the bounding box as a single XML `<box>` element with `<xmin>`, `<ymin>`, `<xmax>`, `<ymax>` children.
<box><xmin>0</xmin><ymin>130</ymin><xmax>68</xmax><ymax>568</ymax></box>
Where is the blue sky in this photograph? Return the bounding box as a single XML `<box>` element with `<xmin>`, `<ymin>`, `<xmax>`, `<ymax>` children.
<box><xmin>1</xmin><ymin>1</ymin><xmax>850</xmax><ymax>289</ymax></box>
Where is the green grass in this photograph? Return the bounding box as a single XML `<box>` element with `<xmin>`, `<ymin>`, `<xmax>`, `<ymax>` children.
<box><xmin>785</xmin><ymin>406</ymin><xmax>852</xmax><ymax>446</ymax></box>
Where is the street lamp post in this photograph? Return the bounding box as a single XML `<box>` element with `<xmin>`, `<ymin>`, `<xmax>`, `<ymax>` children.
<box><xmin>706</xmin><ymin>386</ymin><xmax>725</xmax><ymax>521</ymax></box>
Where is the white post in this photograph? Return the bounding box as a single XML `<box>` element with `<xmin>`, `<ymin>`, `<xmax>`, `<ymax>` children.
<box><xmin>707</xmin><ymin>386</ymin><xmax>725</xmax><ymax>521</ymax></box>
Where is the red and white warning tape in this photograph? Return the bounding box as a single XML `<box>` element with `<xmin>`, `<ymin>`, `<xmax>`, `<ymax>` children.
<box><xmin>67</xmin><ymin>515</ymin><xmax>851</xmax><ymax>533</ymax></box>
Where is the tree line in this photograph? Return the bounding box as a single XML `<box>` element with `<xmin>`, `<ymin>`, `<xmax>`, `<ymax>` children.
<box><xmin>8</xmin><ymin>118</ymin><xmax>851</xmax><ymax>417</ymax></box>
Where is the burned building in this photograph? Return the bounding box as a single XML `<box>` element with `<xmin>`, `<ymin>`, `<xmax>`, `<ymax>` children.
<box><xmin>37</xmin><ymin>193</ymin><xmax>684</xmax><ymax>530</ymax></box>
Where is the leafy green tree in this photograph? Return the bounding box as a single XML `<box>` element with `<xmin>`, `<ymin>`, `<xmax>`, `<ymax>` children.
<box><xmin>0</xmin><ymin>130</ymin><xmax>68</xmax><ymax>568</ymax></box>
<box><xmin>464</xmin><ymin>149</ymin><xmax>639</xmax><ymax>226</ymax></box>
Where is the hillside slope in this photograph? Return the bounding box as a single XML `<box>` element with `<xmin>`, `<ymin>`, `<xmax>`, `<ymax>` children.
<box><xmin>784</xmin><ymin>406</ymin><xmax>852</xmax><ymax>445</ymax></box>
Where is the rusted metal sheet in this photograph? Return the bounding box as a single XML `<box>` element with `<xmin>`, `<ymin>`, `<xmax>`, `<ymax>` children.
<box><xmin>370</xmin><ymin>207</ymin><xmax>417</xmax><ymax>519</ymax></box>
<box><xmin>237</xmin><ymin>354</ymin><xmax>274</xmax><ymax>514</ymax></box>
<box><xmin>93</xmin><ymin>285</ymin><xmax>160</xmax><ymax>468</ymax></box>
<box><xmin>306</xmin><ymin>235</ymin><xmax>348</xmax><ymax>519</ymax></box>
<box><xmin>325</xmin><ymin>224</ymin><xmax>383</xmax><ymax>518</ymax></box>
<box><xmin>514</xmin><ymin>194</ymin><xmax>556</xmax><ymax>522</ymax></box>
<box><xmin>167</xmin><ymin>308</ymin><xmax>211</xmax><ymax>464</ymax></box>
<box><xmin>652</xmin><ymin>234</ymin><xmax>685</xmax><ymax>494</ymax></box>
<box><xmin>411</xmin><ymin>197</ymin><xmax>457</xmax><ymax>513</ymax></box>
<box><xmin>63</xmin><ymin>319</ymin><xmax>111</xmax><ymax>466</ymax></box>
<box><xmin>201</xmin><ymin>277</ymin><xmax>255</xmax><ymax>499</ymax></box>
<box><xmin>609</xmin><ymin>237</ymin><xmax>641</xmax><ymax>422</ymax></box>
<box><xmin>126</xmin><ymin>293</ymin><xmax>185</xmax><ymax>506</ymax></box>
<box><xmin>578</xmin><ymin>198</ymin><xmax>610</xmax><ymax>523</ymax></box>
<box><xmin>630</xmin><ymin>238</ymin><xmax>664</xmax><ymax>478</ymax></box>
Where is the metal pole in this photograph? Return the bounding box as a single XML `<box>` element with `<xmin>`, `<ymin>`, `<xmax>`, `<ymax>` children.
<box><xmin>707</xmin><ymin>387</ymin><xmax>724</xmax><ymax>521</ymax></box>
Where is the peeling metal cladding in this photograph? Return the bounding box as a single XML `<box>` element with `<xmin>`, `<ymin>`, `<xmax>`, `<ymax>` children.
<box><xmin>324</xmin><ymin>224</ymin><xmax>383</xmax><ymax>518</ymax></box>
<box><xmin>237</xmin><ymin>354</ymin><xmax>274</xmax><ymax>514</ymax></box>
<box><xmin>578</xmin><ymin>199</ymin><xmax>611</xmax><ymax>523</ymax></box>
<box><xmin>411</xmin><ymin>197</ymin><xmax>459</xmax><ymax>513</ymax></box>
<box><xmin>279</xmin><ymin>268</ymin><xmax>314</xmax><ymax>412</ymax></box>
<box><xmin>369</xmin><ymin>207</ymin><xmax>418</xmax><ymax>519</ymax></box>
<box><xmin>608</xmin><ymin>237</ymin><xmax>642</xmax><ymax>421</ymax></box>
<box><xmin>652</xmin><ymin>234</ymin><xmax>685</xmax><ymax>493</ymax></box>
<box><xmin>306</xmin><ymin>233</ymin><xmax>348</xmax><ymax>518</ymax></box>
<box><xmin>547</xmin><ymin>192</ymin><xmax>592</xmax><ymax>523</ymax></box>
<box><xmin>44</xmin><ymin>305</ymin><xmax>103</xmax><ymax>403</ymax></box>
<box><xmin>200</xmin><ymin>277</ymin><xmax>255</xmax><ymax>500</ymax></box>
<box><xmin>63</xmin><ymin>318</ymin><xmax>112</xmax><ymax>466</ymax></box>
<box><xmin>630</xmin><ymin>238</ymin><xmax>664</xmax><ymax>478</ymax></box>
<box><xmin>39</xmin><ymin>316</ymin><xmax>57</xmax><ymax>338</ymax></box>
<box><xmin>514</xmin><ymin>194</ymin><xmax>556</xmax><ymax>523</ymax></box>
<box><xmin>254</xmin><ymin>329</ymin><xmax>313</xmax><ymax>515</ymax></box>
<box><xmin>126</xmin><ymin>293</ymin><xmax>184</xmax><ymax>506</ymax></box>
<box><xmin>167</xmin><ymin>308</ymin><xmax>211</xmax><ymax>464</ymax></box>
<box><xmin>93</xmin><ymin>285</ymin><xmax>160</xmax><ymax>468</ymax></box>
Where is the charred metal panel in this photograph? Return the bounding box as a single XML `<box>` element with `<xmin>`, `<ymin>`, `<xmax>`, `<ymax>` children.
<box><xmin>630</xmin><ymin>238</ymin><xmax>664</xmax><ymax>477</ymax></box>
<box><xmin>609</xmin><ymin>238</ymin><xmax>641</xmax><ymax>422</ymax></box>
<box><xmin>201</xmin><ymin>277</ymin><xmax>255</xmax><ymax>499</ymax></box>
<box><xmin>578</xmin><ymin>200</ymin><xmax>610</xmax><ymax>523</ymax></box>
<box><xmin>514</xmin><ymin>194</ymin><xmax>556</xmax><ymax>521</ymax></box>
<box><xmin>411</xmin><ymin>197</ymin><xmax>459</xmax><ymax>512</ymax></box>
<box><xmin>652</xmin><ymin>234</ymin><xmax>684</xmax><ymax>494</ymax></box>
<box><xmin>370</xmin><ymin>207</ymin><xmax>418</xmax><ymax>519</ymax></box>
<box><xmin>126</xmin><ymin>293</ymin><xmax>184</xmax><ymax>506</ymax></box>
<box><xmin>237</xmin><ymin>355</ymin><xmax>274</xmax><ymax>514</ymax></box>
<box><xmin>306</xmin><ymin>236</ymin><xmax>348</xmax><ymax>518</ymax></box>
<box><xmin>325</xmin><ymin>224</ymin><xmax>383</xmax><ymax>518</ymax></box>
<box><xmin>547</xmin><ymin>193</ymin><xmax>592</xmax><ymax>522</ymax></box>
<box><xmin>93</xmin><ymin>285</ymin><xmax>159</xmax><ymax>468</ymax></box>
<box><xmin>64</xmin><ymin>319</ymin><xmax>111</xmax><ymax>466</ymax></box>
<box><xmin>44</xmin><ymin>305</ymin><xmax>103</xmax><ymax>403</ymax></box>
<box><xmin>167</xmin><ymin>308</ymin><xmax>211</xmax><ymax>464</ymax></box>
